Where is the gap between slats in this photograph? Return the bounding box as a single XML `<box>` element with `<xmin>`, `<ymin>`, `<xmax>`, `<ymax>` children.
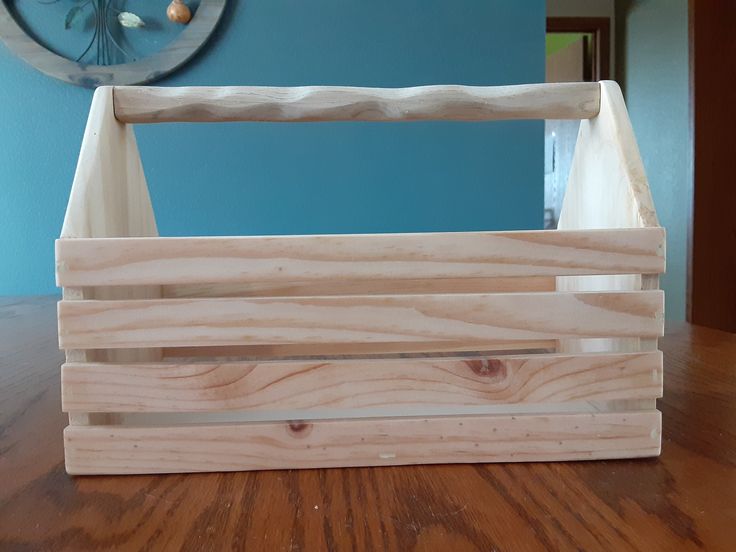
<box><xmin>63</xmin><ymin>399</ymin><xmax>657</xmax><ymax>427</ymax></box>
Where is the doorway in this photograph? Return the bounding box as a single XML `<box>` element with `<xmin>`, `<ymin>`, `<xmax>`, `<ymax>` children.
<box><xmin>544</xmin><ymin>18</ymin><xmax>611</xmax><ymax>228</ymax></box>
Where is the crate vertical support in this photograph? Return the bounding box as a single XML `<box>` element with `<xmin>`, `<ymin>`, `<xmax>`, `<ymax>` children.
<box><xmin>57</xmin><ymin>86</ymin><xmax>162</xmax><ymax>427</ymax></box>
<box><xmin>556</xmin><ymin>81</ymin><xmax>663</xmax><ymax>359</ymax></box>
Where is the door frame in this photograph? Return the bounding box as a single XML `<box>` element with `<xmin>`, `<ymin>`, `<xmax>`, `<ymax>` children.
<box><xmin>546</xmin><ymin>17</ymin><xmax>611</xmax><ymax>81</ymax></box>
<box><xmin>687</xmin><ymin>0</ymin><xmax>736</xmax><ymax>331</ymax></box>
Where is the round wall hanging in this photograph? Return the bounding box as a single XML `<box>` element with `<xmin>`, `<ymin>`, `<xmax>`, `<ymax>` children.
<box><xmin>0</xmin><ymin>0</ymin><xmax>226</xmax><ymax>88</ymax></box>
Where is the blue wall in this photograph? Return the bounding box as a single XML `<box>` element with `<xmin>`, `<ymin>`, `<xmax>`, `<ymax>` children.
<box><xmin>616</xmin><ymin>0</ymin><xmax>689</xmax><ymax>321</ymax></box>
<box><xmin>0</xmin><ymin>1</ymin><xmax>545</xmax><ymax>295</ymax></box>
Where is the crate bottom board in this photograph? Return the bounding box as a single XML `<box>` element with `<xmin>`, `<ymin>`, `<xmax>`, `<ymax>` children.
<box><xmin>64</xmin><ymin>410</ymin><xmax>661</xmax><ymax>475</ymax></box>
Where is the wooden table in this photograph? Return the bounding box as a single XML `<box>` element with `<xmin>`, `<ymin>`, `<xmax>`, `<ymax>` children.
<box><xmin>1</xmin><ymin>296</ymin><xmax>734</xmax><ymax>551</ymax></box>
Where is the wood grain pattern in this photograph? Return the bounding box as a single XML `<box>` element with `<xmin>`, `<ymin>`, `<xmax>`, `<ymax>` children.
<box><xmin>57</xmin><ymin>291</ymin><xmax>665</xmax><ymax>350</ymax></box>
<box><xmin>558</xmin><ymin>80</ymin><xmax>658</xmax><ymax>230</ymax></box>
<box><xmin>112</xmin><ymin>82</ymin><xmax>601</xmax><ymax>123</ymax></box>
<box><xmin>2</xmin><ymin>297</ymin><xmax>734</xmax><ymax>550</ymax></box>
<box><xmin>60</xmin><ymin>86</ymin><xmax>158</xmax><ymax>240</ymax></box>
<box><xmin>55</xmin><ymin>227</ymin><xmax>665</xmax><ymax>287</ymax></box>
<box><xmin>556</xmin><ymin>81</ymin><xmax>662</xmax><ymax>355</ymax></box>
<box><xmin>63</xmin><ymin>410</ymin><xmax>661</xmax><ymax>475</ymax></box>
<box><xmin>58</xmin><ymin>85</ymin><xmax>162</xmax><ymax>398</ymax></box>
<box><xmin>61</xmin><ymin>351</ymin><xmax>663</xmax><ymax>412</ymax></box>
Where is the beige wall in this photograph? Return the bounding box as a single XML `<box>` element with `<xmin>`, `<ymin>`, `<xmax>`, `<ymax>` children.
<box><xmin>547</xmin><ymin>0</ymin><xmax>614</xmax><ymax>18</ymax></box>
<box><xmin>614</xmin><ymin>0</ymin><xmax>689</xmax><ymax>320</ymax></box>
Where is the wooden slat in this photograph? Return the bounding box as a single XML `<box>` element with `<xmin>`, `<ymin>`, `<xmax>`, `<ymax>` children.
<box><xmin>63</xmin><ymin>410</ymin><xmax>661</xmax><ymax>474</ymax></box>
<box><xmin>55</xmin><ymin>227</ymin><xmax>665</xmax><ymax>288</ymax></box>
<box><xmin>112</xmin><ymin>82</ymin><xmax>601</xmax><ymax>124</ymax></box>
<box><xmin>57</xmin><ymin>291</ymin><xmax>664</xmax><ymax>350</ymax></box>
<box><xmin>61</xmin><ymin>351</ymin><xmax>663</xmax><ymax>413</ymax></box>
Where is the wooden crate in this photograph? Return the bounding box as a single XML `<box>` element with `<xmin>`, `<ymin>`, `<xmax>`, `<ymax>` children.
<box><xmin>56</xmin><ymin>82</ymin><xmax>665</xmax><ymax>475</ymax></box>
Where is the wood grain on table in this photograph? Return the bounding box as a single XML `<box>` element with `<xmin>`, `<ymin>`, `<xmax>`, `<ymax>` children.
<box><xmin>1</xmin><ymin>296</ymin><xmax>734</xmax><ymax>551</ymax></box>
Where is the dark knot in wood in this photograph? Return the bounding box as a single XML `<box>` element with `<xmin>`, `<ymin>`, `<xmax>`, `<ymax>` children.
<box><xmin>465</xmin><ymin>358</ymin><xmax>506</xmax><ymax>379</ymax></box>
<box><xmin>287</xmin><ymin>421</ymin><xmax>313</xmax><ymax>438</ymax></box>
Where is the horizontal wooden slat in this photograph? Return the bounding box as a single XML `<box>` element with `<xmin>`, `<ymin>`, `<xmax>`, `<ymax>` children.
<box><xmin>57</xmin><ymin>291</ymin><xmax>664</xmax><ymax>350</ymax></box>
<box><xmin>61</xmin><ymin>351</ymin><xmax>663</xmax><ymax>413</ymax></box>
<box><xmin>63</xmin><ymin>410</ymin><xmax>661</xmax><ymax>474</ymax></box>
<box><xmin>55</xmin><ymin>227</ymin><xmax>665</xmax><ymax>288</ymax></box>
<box><xmin>112</xmin><ymin>82</ymin><xmax>601</xmax><ymax>124</ymax></box>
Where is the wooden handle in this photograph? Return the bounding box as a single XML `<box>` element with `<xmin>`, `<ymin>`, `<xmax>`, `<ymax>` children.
<box><xmin>112</xmin><ymin>82</ymin><xmax>601</xmax><ymax>124</ymax></box>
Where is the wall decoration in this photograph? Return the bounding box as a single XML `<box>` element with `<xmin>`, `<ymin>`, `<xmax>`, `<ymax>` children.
<box><xmin>0</xmin><ymin>0</ymin><xmax>226</xmax><ymax>87</ymax></box>
<box><xmin>167</xmin><ymin>0</ymin><xmax>192</xmax><ymax>24</ymax></box>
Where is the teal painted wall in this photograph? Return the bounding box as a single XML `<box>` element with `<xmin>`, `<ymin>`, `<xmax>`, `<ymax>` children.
<box><xmin>0</xmin><ymin>1</ymin><xmax>545</xmax><ymax>295</ymax></box>
<box><xmin>616</xmin><ymin>0</ymin><xmax>689</xmax><ymax>320</ymax></box>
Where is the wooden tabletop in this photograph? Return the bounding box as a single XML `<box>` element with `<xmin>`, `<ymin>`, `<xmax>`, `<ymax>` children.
<box><xmin>1</xmin><ymin>296</ymin><xmax>734</xmax><ymax>551</ymax></box>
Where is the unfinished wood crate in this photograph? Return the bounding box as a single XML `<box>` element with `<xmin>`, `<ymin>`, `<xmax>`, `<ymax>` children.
<box><xmin>56</xmin><ymin>82</ymin><xmax>665</xmax><ymax>475</ymax></box>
